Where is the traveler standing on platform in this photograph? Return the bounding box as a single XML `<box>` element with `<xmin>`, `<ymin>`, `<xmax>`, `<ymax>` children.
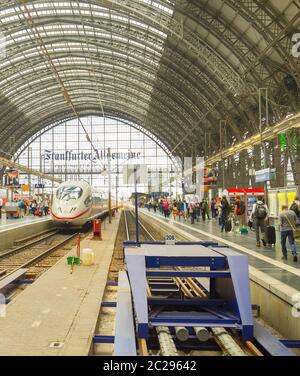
<box><xmin>181</xmin><ymin>200</ymin><xmax>188</xmax><ymax>221</ymax></box>
<box><xmin>153</xmin><ymin>201</ymin><xmax>158</xmax><ymax>213</ymax></box>
<box><xmin>162</xmin><ymin>200</ymin><xmax>170</xmax><ymax>218</ymax></box>
<box><xmin>279</xmin><ymin>205</ymin><xmax>298</xmax><ymax>262</ymax></box>
<box><xmin>251</xmin><ymin>196</ymin><xmax>269</xmax><ymax>247</ymax></box>
<box><xmin>30</xmin><ymin>199</ymin><xmax>37</xmax><ymax>215</ymax></box>
<box><xmin>17</xmin><ymin>198</ymin><xmax>25</xmax><ymax>218</ymax></box>
<box><xmin>201</xmin><ymin>199</ymin><xmax>210</xmax><ymax>221</ymax></box>
<box><xmin>43</xmin><ymin>198</ymin><xmax>50</xmax><ymax>216</ymax></box>
<box><xmin>0</xmin><ymin>197</ymin><xmax>3</xmax><ymax>216</ymax></box>
<box><xmin>189</xmin><ymin>202</ymin><xmax>195</xmax><ymax>224</ymax></box>
<box><xmin>195</xmin><ymin>201</ymin><xmax>200</xmax><ymax>222</ymax></box>
<box><xmin>235</xmin><ymin>196</ymin><xmax>246</xmax><ymax>227</ymax></box>
<box><xmin>172</xmin><ymin>203</ymin><xmax>178</xmax><ymax>220</ymax></box>
<box><xmin>220</xmin><ymin>196</ymin><xmax>230</xmax><ymax>232</ymax></box>
<box><xmin>290</xmin><ymin>197</ymin><xmax>300</xmax><ymax>226</ymax></box>
<box><xmin>211</xmin><ymin>198</ymin><xmax>217</xmax><ymax>219</ymax></box>
<box><xmin>216</xmin><ymin>197</ymin><xmax>222</xmax><ymax>224</ymax></box>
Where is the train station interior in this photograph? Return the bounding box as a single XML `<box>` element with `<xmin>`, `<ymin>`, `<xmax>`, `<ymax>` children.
<box><xmin>0</xmin><ymin>0</ymin><xmax>300</xmax><ymax>364</ymax></box>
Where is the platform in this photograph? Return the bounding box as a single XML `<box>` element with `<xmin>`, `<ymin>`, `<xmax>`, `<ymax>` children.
<box><xmin>0</xmin><ymin>216</ymin><xmax>53</xmax><ymax>253</ymax></box>
<box><xmin>0</xmin><ymin>213</ymin><xmax>120</xmax><ymax>355</ymax></box>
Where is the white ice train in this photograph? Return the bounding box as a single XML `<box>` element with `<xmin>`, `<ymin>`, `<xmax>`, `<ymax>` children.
<box><xmin>51</xmin><ymin>180</ymin><xmax>107</xmax><ymax>229</ymax></box>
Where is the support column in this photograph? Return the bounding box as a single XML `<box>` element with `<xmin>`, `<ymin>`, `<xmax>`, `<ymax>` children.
<box><xmin>238</xmin><ymin>150</ymin><xmax>248</xmax><ymax>187</ymax></box>
<box><xmin>288</xmin><ymin>130</ymin><xmax>300</xmax><ymax>186</ymax></box>
<box><xmin>273</xmin><ymin>137</ymin><xmax>284</xmax><ymax>187</ymax></box>
<box><xmin>252</xmin><ymin>145</ymin><xmax>264</xmax><ymax>189</ymax></box>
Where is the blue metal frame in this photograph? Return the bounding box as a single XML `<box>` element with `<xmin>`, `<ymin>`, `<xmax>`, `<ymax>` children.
<box><xmin>280</xmin><ymin>340</ymin><xmax>300</xmax><ymax>349</ymax></box>
<box><xmin>101</xmin><ymin>301</ymin><xmax>117</xmax><ymax>308</ymax></box>
<box><xmin>146</xmin><ymin>271</ymin><xmax>231</xmax><ymax>278</ymax></box>
<box><xmin>12</xmin><ymin>279</ymin><xmax>34</xmax><ymax>285</ymax></box>
<box><xmin>124</xmin><ymin>242</ymin><xmax>254</xmax><ymax>342</ymax></box>
<box><xmin>93</xmin><ymin>335</ymin><xmax>115</xmax><ymax>344</ymax></box>
<box><xmin>254</xmin><ymin>321</ymin><xmax>295</xmax><ymax>356</ymax></box>
<box><xmin>113</xmin><ymin>271</ymin><xmax>137</xmax><ymax>356</ymax></box>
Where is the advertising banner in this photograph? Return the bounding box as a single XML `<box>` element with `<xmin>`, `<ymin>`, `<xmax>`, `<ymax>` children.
<box><xmin>4</xmin><ymin>169</ymin><xmax>20</xmax><ymax>187</ymax></box>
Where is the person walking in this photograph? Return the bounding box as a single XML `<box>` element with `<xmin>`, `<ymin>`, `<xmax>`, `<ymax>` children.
<box><xmin>279</xmin><ymin>205</ymin><xmax>298</xmax><ymax>262</ymax></box>
<box><xmin>251</xmin><ymin>195</ymin><xmax>269</xmax><ymax>247</ymax></box>
<box><xmin>220</xmin><ymin>196</ymin><xmax>230</xmax><ymax>232</ymax></box>
<box><xmin>235</xmin><ymin>195</ymin><xmax>246</xmax><ymax>228</ymax></box>
<box><xmin>189</xmin><ymin>202</ymin><xmax>195</xmax><ymax>224</ymax></box>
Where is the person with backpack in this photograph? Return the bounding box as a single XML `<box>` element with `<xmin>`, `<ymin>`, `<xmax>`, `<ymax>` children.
<box><xmin>235</xmin><ymin>196</ymin><xmax>246</xmax><ymax>226</ymax></box>
<box><xmin>290</xmin><ymin>197</ymin><xmax>300</xmax><ymax>224</ymax></box>
<box><xmin>251</xmin><ymin>195</ymin><xmax>269</xmax><ymax>247</ymax></box>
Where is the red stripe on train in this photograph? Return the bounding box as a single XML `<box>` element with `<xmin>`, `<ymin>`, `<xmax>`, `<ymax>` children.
<box><xmin>51</xmin><ymin>208</ymin><xmax>90</xmax><ymax>220</ymax></box>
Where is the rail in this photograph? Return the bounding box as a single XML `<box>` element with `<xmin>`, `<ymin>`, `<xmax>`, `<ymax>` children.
<box><xmin>0</xmin><ymin>232</ymin><xmax>78</xmax><ymax>281</ymax></box>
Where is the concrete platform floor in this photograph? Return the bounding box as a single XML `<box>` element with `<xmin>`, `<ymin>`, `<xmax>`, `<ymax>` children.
<box><xmin>0</xmin><ymin>213</ymin><xmax>120</xmax><ymax>355</ymax></box>
<box><xmin>0</xmin><ymin>215</ymin><xmax>51</xmax><ymax>233</ymax></box>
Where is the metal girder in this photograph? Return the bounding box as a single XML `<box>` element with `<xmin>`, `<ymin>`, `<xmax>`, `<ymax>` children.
<box><xmin>0</xmin><ymin>19</ymin><xmax>221</xmax><ymax>125</ymax></box>
<box><xmin>0</xmin><ymin>2</ymin><xmax>245</xmax><ymax>143</ymax></box>
<box><xmin>2</xmin><ymin>61</ymin><xmax>201</xmax><ymax>128</ymax></box>
<box><xmin>225</xmin><ymin>0</ymin><xmax>300</xmax><ymax>87</ymax></box>
<box><xmin>0</xmin><ymin>156</ymin><xmax>62</xmax><ymax>183</ymax></box>
<box><xmin>99</xmin><ymin>0</ymin><xmax>244</xmax><ymax>94</ymax></box>
<box><xmin>9</xmin><ymin>84</ymin><xmax>190</xmax><ymax>141</ymax></box>
<box><xmin>177</xmin><ymin>0</ymin><xmax>279</xmax><ymax>90</ymax></box>
<box><xmin>207</xmin><ymin>111</ymin><xmax>300</xmax><ymax>165</ymax></box>
<box><xmin>0</xmin><ymin>0</ymin><xmax>297</xmax><ymax>162</ymax></box>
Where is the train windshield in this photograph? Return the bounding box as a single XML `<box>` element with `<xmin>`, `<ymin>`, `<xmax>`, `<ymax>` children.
<box><xmin>56</xmin><ymin>186</ymin><xmax>83</xmax><ymax>201</ymax></box>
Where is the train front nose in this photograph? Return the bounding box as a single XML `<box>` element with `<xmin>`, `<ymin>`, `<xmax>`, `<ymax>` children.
<box><xmin>51</xmin><ymin>204</ymin><xmax>78</xmax><ymax>221</ymax></box>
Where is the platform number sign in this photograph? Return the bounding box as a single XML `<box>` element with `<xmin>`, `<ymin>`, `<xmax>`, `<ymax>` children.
<box><xmin>165</xmin><ymin>234</ymin><xmax>176</xmax><ymax>245</ymax></box>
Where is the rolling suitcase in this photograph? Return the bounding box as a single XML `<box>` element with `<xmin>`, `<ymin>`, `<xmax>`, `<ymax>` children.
<box><xmin>225</xmin><ymin>219</ymin><xmax>232</xmax><ymax>232</ymax></box>
<box><xmin>266</xmin><ymin>225</ymin><xmax>276</xmax><ymax>245</ymax></box>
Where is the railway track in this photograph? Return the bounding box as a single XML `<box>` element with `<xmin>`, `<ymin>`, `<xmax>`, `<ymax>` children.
<box><xmin>124</xmin><ymin>209</ymin><xmax>158</xmax><ymax>242</ymax></box>
<box><xmin>0</xmin><ymin>231</ymin><xmax>78</xmax><ymax>280</ymax></box>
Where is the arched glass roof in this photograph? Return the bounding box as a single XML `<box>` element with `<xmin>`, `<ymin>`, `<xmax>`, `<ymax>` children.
<box><xmin>0</xmin><ymin>0</ymin><xmax>299</xmax><ymax>159</ymax></box>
